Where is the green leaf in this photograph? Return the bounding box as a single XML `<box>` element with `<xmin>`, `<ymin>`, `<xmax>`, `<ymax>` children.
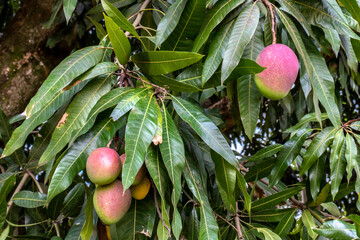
<box><xmin>110</xmin><ymin>198</ymin><xmax>156</xmax><ymax>239</ymax></box>
<box><xmin>155</xmin><ymin>0</ymin><xmax>188</xmax><ymax>47</ymax></box>
<box><xmin>111</xmin><ymin>88</ymin><xmax>151</xmax><ymax>120</ymax></box>
<box><xmin>321</xmin><ymin>202</ymin><xmax>341</xmax><ymax>217</ymax></box>
<box><xmin>251</xmin><ymin>186</ymin><xmax>303</xmax><ymax>211</ymax></box>
<box><xmin>172</xmin><ymin>96</ymin><xmax>237</xmax><ymax>167</ymax></box>
<box><xmin>77</xmin><ymin>62</ymin><xmax>119</xmax><ymax>81</ymax></box>
<box><xmin>0</xmin><ymin>108</ymin><xmax>24</xmax><ymax>165</ymax></box>
<box><xmin>202</xmin><ymin>20</ymin><xmax>234</xmax><ymax>85</ymax></box>
<box><xmin>156</xmin><ymin>199</ymin><xmax>171</xmax><ymax>240</ymax></box>
<box><xmin>0</xmin><ymin>225</ymin><xmax>9</xmax><ymax>240</ymax></box>
<box><xmin>0</xmin><ymin>173</ymin><xmax>16</xmax><ymax>229</ymax></box>
<box><xmin>159</xmin><ymin>105</ymin><xmax>185</xmax><ymax>238</ymax></box>
<box><xmin>313</xmin><ymin>220</ymin><xmax>357</xmax><ymax>240</ymax></box>
<box><xmin>237</xmin><ymin>75</ymin><xmax>262</xmax><ymax>143</ymax></box>
<box><xmin>341</xmin><ymin>35</ymin><xmax>358</xmax><ymax>72</ymax></box>
<box><xmin>122</xmin><ymin>96</ymin><xmax>158</xmax><ymax>190</ymax></box>
<box><xmin>345</xmin><ymin>132</ymin><xmax>357</xmax><ymax>182</ymax></box>
<box><xmin>101</xmin><ymin>0</ymin><xmax>140</xmax><ymax>39</ymax></box>
<box><xmin>236</xmin><ymin>170</ymin><xmax>251</xmax><ymax>213</ymax></box>
<box><xmin>187</xmin><ymin>207</ymin><xmax>200</xmax><ymax>240</ymax></box>
<box><xmin>244</xmin><ymin>158</ymin><xmax>276</xmax><ymax>182</ymax></box>
<box><xmin>326</xmin><ymin>181</ymin><xmax>356</xmax><ymax>202</ymax></box>
<box><xmin>0</xmin><ymin>172</ymin><xmax>15</xmax><ymax>189</ymax></box>
<box><xmin>348</xmin><ymin>214</ymin><xmax>360</xmax><ymax>237</ymax></box>
<box><xmin>309</xmin><ymin>153</ymin><xmax>326</xmax><ymax>199</ymax></box>
<box><xmin>2</xmin><ymin>80</ymin><xmax>88</xmax><ymax>159</ymax></box>
<box><xmin>274</xmin><ymin>209</ymin><xmax>296</xmax><ymax>237</ymax></box>
<box><xmin>131</xmin><ymin>51</ymin><xmax>203</xmax><ymax>75</ymax></box>
<box><xmin>300</xmin><ymin>127</ymin><xmax>337</xmax><ymax>175</ymax></box>
<box><xmin>323</xmin><ymin>28</ymin><xmax>341</xmax><ymax>56</ymax></box>
<box><xmin>184</xmin><ymin>159</ymin><xmax>219</xmax><ymax>240</ymax></box>
<box><xmin>164</xmin><ymin>0</ymin><xmax>206</xmax><ymax>50</ymax></box>
<box><xmin>63</xmin><ymin>0</ymin><xmax>77</xmax><ymax>23</ymax></box>
<box><xmin>284</xmin><ymin>113</ymin><xmax>328</xmax><ymax>133</ymax></box>
<box><xmin>12</xmin><ymin>191</ymin><xmax>47</xmax><ymax>208</ymax></box>
<box><xmin>47</xmin><ymin>116</ymin><xmax>126</xmax><ymax>202</ymax></box>
<box><xmin>104</xmin><ymin>15</ymin><xmax>131</xmax><ymax>65</ymax></box>
<box><xmin>192</xmin><ymin>0</ymin><xmax>245</xmax><ymax>52</ymax></box>
<box><xmin>25</xmin><ymin>46</ymin><xmax>105</xmax><ymax>117</ymax></box>
<box><xmin>87</xmin><ymin>17</ymin><xmax>107</xmax><ymax>40</ymax></box>
<box><xmin>292</xmin><ymin>0</ymin><xmax>360</xmax><ymax>40</ymax></box>
<box><xmin>47</xmin><ymin>192</ymin><xmax>65</xmax><ymax>220</ymax></box>
<box><xmin>256</xmin><ymin>228</ymin><xmax>281</xmax><ymax>240</ymax></box>
<box><xmin>250</xmin><ymin>209</ymin><xmax>294</xmax><ymax>222</ymax></box>
<box><xmin>145</xmin><ymin>146</ymin><xmax>170</xmax><ymax>201</ymax></box>
<box><xmin>70</xmin><ymin>87</ymin><xmax>150</xmax><ymax>144</ymax></box>
<box><xmin>301</xmin><ymin>209</ymin><xmax>317</xmax><ymax>238</ymax></box>
<box><xmin>212</xmin><ymin>151</ymin><xmax>236</xmax><ymax>213</ymax></box>
<box><xmin>61</xmin><ymin>183</ymin><xmax>85</xmax><ymax>216</ymax></box>
<box><xmin>339</xmin><ymin>0</ymin><xmax>360</xmax><ymax>25</ymax></box>
<box><xmin>247</xmin><ymin>144</ymin><xmax>283</xmax><ymax>162</ymax></box>
<box><xmin>38</xmin><ymin>75</ymin><xmax>112</xmax><ymax>166</ymax></box>
<box><xmin>145</xmin><ymin>74</ymin><xmax>202</xmax><ymax>92</ymax></box>
<box><xmin>65</xmin><ymin>204</ymin><xmax>86</xmax><ymax>239</ymax></box>
<box><xmin>269</xmin><ymin>128</ymin><xmax>311</xmax><ymax>188</ymax></box>
<box><xmin>80</xmin><ymin>194</ymin><xmax>94</xmax><ymax>240</ymax></box>
<box><xmin>221</xmin><ymin>3</ymin><xmax>259</xmax><ymax>82</ymax></box>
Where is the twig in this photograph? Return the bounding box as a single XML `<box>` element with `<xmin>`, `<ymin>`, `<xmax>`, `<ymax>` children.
<box><xmin>342</xmin><ymin>117</ymin><xmax>360</xmax><ymax>127</ymax></box>
<box><xmin>211</xmin><ymin>210</ymin><xmax>238</xmax><ymax>232</ymax></box>
<box><xmin>153</xmin><ymin>184</ymin><xmax>171</xmax><ymax>238</ymax></box>
<box><xmin>0</xmin><ymin>164</ymin><xmax>5</xmax><ymax>173</ymax></box>
<box><xmin>7</xmin><ymin>172</ymin><xmax>30</xmax><ymax>216</ymax></box>
<box><xmin>26</xmin><ymin>170</ymin><xmax>44</xmax><ymax>194</ymax></box>
<box><xmin>125</xmin><ymin>0</ymin><xmax>152</xmax><ymax>37</ymax></box>
<box><xmin>262</xmin><ymin>0</ymin><xmax>277</xmax><ymax>44</ymax></box>
<box><xmin>234</xmin><ymin>202</ymin><xmax>243</xmax><ymax>240</ymax></box>
<box><xmin>53</xmin><ymin>221</ymin><xmax>61</xmax><ymax>237</ymax></box>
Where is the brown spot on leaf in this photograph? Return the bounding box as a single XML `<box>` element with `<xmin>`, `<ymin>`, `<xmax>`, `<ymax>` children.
<box><xmin>57</xmin><ymin>113</ymin><xmax>69</xmax><ymax>127</ymax></box>
<box><xmin>152</xmin><ymin>135</ymin><xmax>163</xmax><ymax>145</ymax></box>
<box><xmin>62</xmin><ymin>80</ymin><xmax>82</xmax><ymax>91</ymax></box>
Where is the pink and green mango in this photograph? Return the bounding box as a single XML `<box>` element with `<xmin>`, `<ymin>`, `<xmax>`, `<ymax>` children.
<box><xmin>254</xmin><ymin>44</ymin><xmax>299</xmax><ymax>100</ymax></box>
<box><xmin>86</xmin><ymin>147</ymin><xmax>121</xmax><ymax>185</ymax></box>
<box><xmin>93</xmin><ymin>180</ymin><xmax>132</xmax><ymax>225</ymax></box>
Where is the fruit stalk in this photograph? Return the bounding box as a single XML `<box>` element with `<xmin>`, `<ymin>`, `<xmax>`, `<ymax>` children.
<box><xmin>262</xmin><ymin>0</ymin><xmax>277</xmax><ymax>44</ymax></box>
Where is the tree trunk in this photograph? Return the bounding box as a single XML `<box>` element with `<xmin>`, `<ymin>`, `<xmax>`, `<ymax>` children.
<box><xmin>0</xmin><ymin>0</ymin><xmax>72</xmax><ymax>117</ymax></box>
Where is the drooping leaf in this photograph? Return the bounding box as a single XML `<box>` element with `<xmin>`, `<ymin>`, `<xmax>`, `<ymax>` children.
<box><xmin>110</xmin><ymin>198</ymin><xmax>156</xmax><ymax>239</ymax></box>
<box><xmin>309</xmin><ymin>153</ymin><xmax>326</xmax><ymax>199</ymax></box>
<box><xmin>39</xmin><ymin>75</ymin><xmax>112</xmax><ymax>166</ymax></box>
<box><xmin>172</xmin><ymin>96</ymin><xmax>237</xmax><ymax>167</ymax></box>
<box><xmin>61</xmin><ymin>183</ymin><xmax>85</xmax><ymax>216</ymax></box>
<box><xmin>159</xmin><ymin>105</ymin><xmax>185</xmax><ymax>238</ymax></box>
<box><xmin>164</xmin><ymin>0</ymin><xmax>206</xmax><ymax>50</ymax></box>
<box><xmin>251</xmin><ymin>186</ymin><xmax>303</xmax><ymax>211</ymax></box>
<box><xmin>47</xmin><ymin>116</ymin><xmax>126</xmax><ymax>202</ymax></box>
<box><xmin>202</xmin><ymin>20</ymin><xmax>234</xmax><ymax>84</ymax></box>
<box><xmin>104</xmin><ymin>15</ymin><xmax>131</xmax><ymax>65</ymax></box>
<box><xmin>87</xmin><ymin>17</ymin><xmax>107</xmax><ymax>40</ymax></box>
<box><xmin>269</xmin><ymin>128</ymin><xmax>311</xmax><ymax>188</ymax></box>
<box><xmin>192</xmin><ymin>0</ymin><xmax>245</xmax><ymax>52</ymax></box>
<box><xmin>345</xmin><ymin>132</ymin><xmax>357</xmax><ymax>182</ymax></box>
<box><xmin>0</xmin><ymin>173</ymin><xmax>16</xmax><ymax>229</ymax></box>
<box><xmin>25</xmin><ymin>46</ymin><xmax>105</xmax><ymax>117</ymax></box>
<box><xmin>63</xmin><ymin>0</ymin><xmax>77</xmax><ymax>23</ymax></box>
<box><xmin>323</xmin><ymin>28</ymin><xmax>341</xmax><ymax>56</ymax></box>
<box><xmin>236</xmin><ymin>170</ymin><xmax>251</xmax><ymax>213</ymax></box>
<box><xmin>184</xmin><ymin>158</ymin><xmax>219</xmax><ymax>240</ymax></box>
<box><xmin>221</xmin><ymin>3</ymin><xmax>259</xmax><ymax>82</ymax></box>
<box><xmin>122</xmin><ymin>96</ymin><xmax>158</xmax><ymax>190</ymax></box>
<box><xmin>313</xmin><ymin>220</ymin><xmax>357</xmax><ymax>240</ymax></box>
<box><xmin>131</xmin><ymin>51</ymin><xmax>203</xmax><ymax>75</ymax></box>
<box><xmin>300</xmin><ymin>127</ymin><xmax>337</xmax><ymax>175</ymax></box>
<box><xmin>212</xmin><ymin>151</ymin><xmax>236</xmax><ymax>213</ymax></box>
<box><xmin>12</xmin><ymin>191</ymin><xmax>47</xmax><ymax>208</ymax></box>
<box><xmin>301</xmin><ymin>209</ymin><xmax>317</xmax><ymax>238</ymax></box>
<box><xmin>274</xmin><ymin>209</ymin><xmax>296</xmax><ymax>237</ymax></box>
<box><xmin>102</xmin><ymin>0</ymin><xmax>140</xmax><ymax>39</ymax></box>
<box><xmin>80</xmin><ymin>194</ymin><xmax>94</xmax><ymax>240</ymax></box>
<box><xmin>155</xmin><ymin>0</ymin><xmax>188</xmax><ymax>47</ymax></box>
<box><xmin>339</xmin><ymin>0</ymin><xmax>360</xmax><ymax>25</ymax></box>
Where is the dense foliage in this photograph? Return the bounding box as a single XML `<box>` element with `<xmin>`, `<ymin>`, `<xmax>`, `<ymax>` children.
<box><xmin>1</xmin><ymin>0</ymin><xmax>360</xmax><ymax>239</ymax></box>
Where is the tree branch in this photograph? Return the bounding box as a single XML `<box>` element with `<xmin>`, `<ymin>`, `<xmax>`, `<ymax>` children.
<box><xmin>234</xmin><ymin>202</ymin><xmax>244</xmax><ymax>240</ymax></box>
<box><xmin>26</xmin><ymin>169</ymin><xmax>44</xmax><ymax>194</ymax></box>
<box><xmin>7</xmin><ymin>172</ymin><xmax>30</xmax><ymax>216</ymax></box>
<box><xmin>125</xmin><ymin>0</ymin><xmax>152</xmax><ymax>37</ymax></box>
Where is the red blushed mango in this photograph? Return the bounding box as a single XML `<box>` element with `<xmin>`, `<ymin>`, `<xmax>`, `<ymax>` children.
<box><xmin>120</xmin><ymin>153</ymin><xmax>146</xmax><ymax>185</ymax></box>
<box><xmin>254</xmin><ymin>44</ymin><xmax>299</xmax><ymax>100</ymax></box>
<box><xmin>93</xmin><ymin>180</ymin><xmax>132</xmax><ymax>225</ymax></box>
<box><xmin>86</xmin><ymin>147</ymin><xmax>121</xmax><ymax>185</ymax></box>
